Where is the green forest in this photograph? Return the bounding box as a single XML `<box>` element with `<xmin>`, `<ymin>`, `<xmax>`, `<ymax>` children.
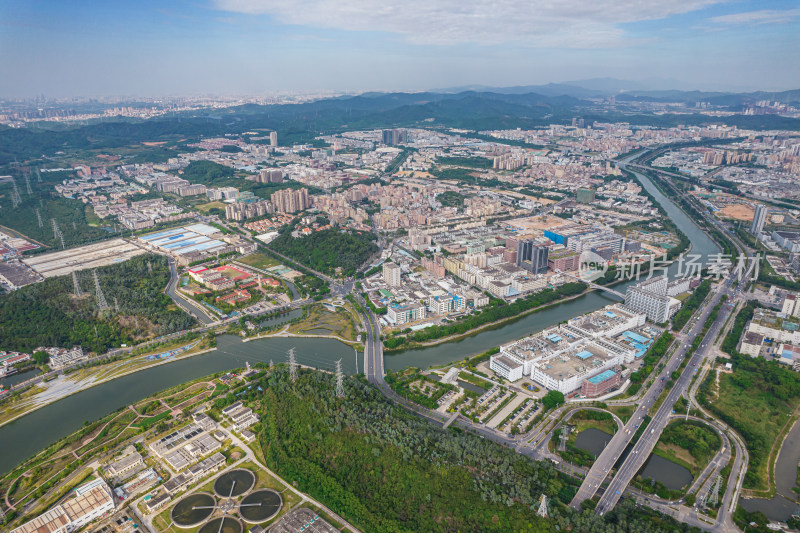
<box><xmin>0</xmin><ymin>254</ymin><xmax>195</xmax><ymax>353</ymax></box>
<box><xmin>179</xmin><ymin>160</ymin><xmax>317</xmax><ymax>199</ymax></box>
<box><xmin>0</xmin><ymin>173</ymin><xmax>115</xmax><ymax>249</ymax></box>
<box><xmin>258</xmin><ymin>368</ymin><xmax>697</xmax><ymax>532</ymax></box>
<box><xmin>437</xmin><ymin>191</ymin><xmax>466</xmax><ymax>208</ymax></box>
<box><xmin>269</xmin><ymin>225</ymin><xmax>377</xmax><ymax>277</ymax></box>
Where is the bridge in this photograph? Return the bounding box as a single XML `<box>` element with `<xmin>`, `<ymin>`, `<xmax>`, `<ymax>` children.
<box><xmin>555</xmin><ymin>270</ymin><xmax>625</xmax><ymax>299</ymax></box>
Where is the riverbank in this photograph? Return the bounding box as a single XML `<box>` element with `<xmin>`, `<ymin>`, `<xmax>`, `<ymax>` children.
<box><xmin>244</xmin><ymin>326</ymin><xmax>361</xmax><ymax>348</ymax></box>
<box><xmin>0</xmin><ymin>344</ymin><xmax>218</xmax><ymax>430</ymax></box>
<box><xmin>384</xmin><ymin>289</ymin><xmax>594</xmax><ymax>354</ymax></box>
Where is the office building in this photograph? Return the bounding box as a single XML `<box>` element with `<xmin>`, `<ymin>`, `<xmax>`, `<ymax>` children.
<box><xmin>516</xmin><ymin>239</ymin><xmax>550</xmax><ymax>274</ymax></box>
<box><xmin>751</xmin><ymin>204</ymin><xmax>768</xmax><ymax>235</ymax></box>
<box><xmin>383</xmin><ymin>262</ymin><xmax>401</xmax><ymax>287</ymax></box>
<box><xmin>270</xmin><ymin>131</ymin><xmax>278</xmax><ymax>146</ymax></box>
<box><xmin>581</xmin><ymin>369</ymin><xmax>621</xmax><ymax>397</ymax></box>
<box><xmin>387</xmin><ymin>302</ymin><xmax>426</xmax><ymax>325</ymax></box>
<box><xmin>624</xmin><ymin>276</ymin><xmax>681</xmax><ymax>323</ymax></box>
<box><xmin>489</xmin><ymin>354</ymin><xmax>525</xmax><ymax>382</ymax></box>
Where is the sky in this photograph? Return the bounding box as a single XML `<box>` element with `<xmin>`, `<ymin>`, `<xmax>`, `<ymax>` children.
<box><xmin>0</xmin><ymin>0</ymin><xmax>798</xmax><ymax>98</ymax></box>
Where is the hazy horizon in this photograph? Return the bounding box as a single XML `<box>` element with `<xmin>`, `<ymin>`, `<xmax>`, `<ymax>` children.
<box><xmin>1</xmin><ymin>0</ymin><xmax>798</xmax><ymax>98</ymax></box>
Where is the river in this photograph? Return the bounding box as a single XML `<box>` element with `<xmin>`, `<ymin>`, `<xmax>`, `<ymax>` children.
<box><xmin>0</xmin><ymin>167</ymin><xmax>721</xmax><ymax>477</ymax></box>
<box><xmin>0</xmin><ymin>335</ymin><xmax>360</xmax><ymax>475</ymax></box>
<box><xmin>385</xmin><ymin>168</ymin><xmax>721</xmax><ymax>371</ymax></box>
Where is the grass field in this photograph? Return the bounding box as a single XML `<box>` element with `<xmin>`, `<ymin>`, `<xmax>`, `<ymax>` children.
<box><xmin>237</xmin><ymin>253</ymin><xmax>281</xmax><ymax>270</ymax></box>
<box><xmin>711</xmin><ymin>371</ymin><xmax>798</xmax><ymax>491</ymax></box>
<box><xmin>288</xmin><ymin>304</ymin><xmax>358</xmax><ymax>342</ymax></box>
<box><xmin>195</xmin><ymin>201</ymin><xmax>226</xmax><ymax>213</ymax></box>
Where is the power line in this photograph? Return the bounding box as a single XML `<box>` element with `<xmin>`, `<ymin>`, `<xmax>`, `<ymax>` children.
<box><xmin>288</xmin><ymin>347</ymin><xmax>297</xmax><ymax>383</ymax></box>
<box><xmin>72</xmin><ymin>271</ymin><xmax>83</xmax><ymax>296</ymax></box>
<box><xmin>335</xmin><ymin>359</ymin><xmax>344</xmax><ymax>398</ymax></box>
<box><xmin>93</xmin><ymin>269</ymin><xmax>109</xmax><ymax>311</ymax></box>
<box><xmin>536</xmin><ymin>494</ymin><xmax>548</xmax><ymax>518</ymax></box>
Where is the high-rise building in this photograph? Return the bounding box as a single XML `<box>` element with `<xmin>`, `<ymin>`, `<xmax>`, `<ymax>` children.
<box><xmin>271</xmin><ymin>188</ymin><xmax>311</xmax><ymax>213</ymax></box>
<box><xmin>751</xmin><ymin>204</ymin><xmax>768</xmax><ymax>235</ymax></box>
<box><xmin>383</xmin><ymin>262</ymin><xmax>401</xmax><ymax>287</ymax></box>
<box><xmin>576</xmin><ymin>188</ymin><xmax>596</xmax><ymax>204</ymax></box>
<box><xmin>382</xmin><ymin>129</ymin><xmax>408</xmax><ymax>146</ymax></box>
<box><xmin>270</xmin><ymin>131</ymin><xmax>278</xmax><ymax>146</ymax></box>
<box><xmin>258</xmin><ymin>169</ymin><xmax>284</xmax><ymax>183</ymax></box>
<box><xmin>624</xmin><ymin>276</ymin><xmax>680</xmax><ymax>323</ymax></box>
<box><xmin>516</xmin><ymin>239</ymin><xmax>550</xmax><ymax>274</ymax></box>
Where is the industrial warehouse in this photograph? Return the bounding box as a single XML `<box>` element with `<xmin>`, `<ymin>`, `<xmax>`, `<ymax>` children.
<box><xmin>138</xmin><ymin>223</ymin><xmax>233</xmax><ymax>265</ymax></box>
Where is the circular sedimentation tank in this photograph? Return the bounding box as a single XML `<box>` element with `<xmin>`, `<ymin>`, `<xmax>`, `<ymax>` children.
<box><xmin>199</xmin><ymin>517</ymin><xmax>243</xmax><ymax>533</ymax></box>
<box><xmin>239</xmin><ymin>489</ymin><xmax>282</xmax><ymax>523</ymax></box>
<box><xmin>214</xmin><ymin>469</ymin><xmax>255</xmax><ymax>498</ymax></box>
<box><xmin>171</xmin><ymin>493</ymin><xmax>216</xmax><ymax>528</ymax></box>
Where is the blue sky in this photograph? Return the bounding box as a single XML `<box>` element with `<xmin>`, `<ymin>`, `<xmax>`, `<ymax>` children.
<box><xmin>0</xmin><ymin>0</ymin><xmax>798</xmax><ymax>97</ymax></box>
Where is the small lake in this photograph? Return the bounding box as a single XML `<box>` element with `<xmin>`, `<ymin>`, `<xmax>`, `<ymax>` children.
<box><xmin>573</xmin><ymin>428</ymin><xmax>692</xmax><ymax>490</ymax></box>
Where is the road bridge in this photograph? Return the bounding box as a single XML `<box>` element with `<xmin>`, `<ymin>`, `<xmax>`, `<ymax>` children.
<box><xmin>555</xmin><ymin>270</ymin><xmax>625</xmax><ymax>299</ymax></box>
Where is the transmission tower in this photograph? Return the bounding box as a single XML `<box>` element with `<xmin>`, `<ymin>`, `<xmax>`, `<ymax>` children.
<box><xmin>147</xmin><ymin>260</ymin><xmax>153</xmax><ymax>274</ymax></box>
<box><xmin>72</xmin><ymin>271</ymin><xmax>83</xmax><ymax>296</ymax></box>
<box><xmin>269</xmin><ymin>359</ymin><xmax>274</xmax><ymax>368</ymax></box>
<box><xmin>335</xmin><ymin>359</ymin><xmax>344</xmax><ymax>398</ymax></box>
<box><xmin>93</xmin><ymin>270</ymin><xmax>109</xmax><ymax>310</ymax></box>
<box><xmin>35</xmin><ymin>208</ymin><xmax>43</xmax><ymax>228</ymax></box>
<box><xmin>536</xmin><ymin>494</ymin><xmax>548</xmax><ymax>518</ymax></box>
<box><xmin>36</xmin><ymin>168</ymin><xmax>42</xmax><ymax>182</ymax></box>
<box><xmin>10</xmin><ymin>184</ymin><xmax>20</xmax><ymax>208</ymax></box>
<box><xmin>24</xmin><ymin>174</ymin><xmax>32</xmax><ymax>195</ymax></box>
<box><xmin>288</xmin><ymin>347</ymin><xmax>298</xmax><ymax>382</ymax></box>
<box><xmin>558</xmin><ymin>428</ymin><xmax>568</xmax><ymax>451</ymax></box>
<box><xmin>114</xmin><ymin>297</ymin><xmax>120</xmax><ymax>312</ymax></box>
<box><xmin>51</xmin><ymin>219</ymin><xmax>65</xmax><ymax>249</ymax></box>
<box><xmin>72</xmin><ymin>221</ymin><xmax>77</xmax><ymax>230</ymax></box>
<box><xmin>709</xmin><ymin>474</ymin><xmax>722</xmax><ymax>507</ymax></box>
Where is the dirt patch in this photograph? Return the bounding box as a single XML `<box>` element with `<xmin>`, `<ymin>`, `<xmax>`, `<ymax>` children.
<box><xmin>142</xmin><ymin>141</ymin><xmax>168</xmax><ymax>146</ymax></box>
<box><xmin>719</xmin><ymin>204</ymin><xmax>754</xmax><ymax>221</ymax></box>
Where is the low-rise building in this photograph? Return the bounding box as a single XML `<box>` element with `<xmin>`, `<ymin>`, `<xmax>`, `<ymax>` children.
<box><xmin>11</xmin><ymin>479</ymin><xmax>115</xmax><ymax>533</ymax></box>
<box><xmin>106</xmin><ymin>452</ymin><xmax>144</xmax><ymax>478</ymax></box>
<box><xmin>387</xmin><ymin>302</ymin><xmax>426</xmax><ymax>325</ymax></box>
<box><xmin>581</xmin><ymin>369</ymin><xmax>621</xmax><ymax>397</ymax></box>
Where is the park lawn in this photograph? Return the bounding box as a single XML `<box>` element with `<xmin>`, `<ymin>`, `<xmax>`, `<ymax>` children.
<box><xmin>572</xmin><ymin>415</ymin><xmax>617</xmax><ymax>436</ymax></box>
<box><xmin>607</xmin><ymin>404</ymin><xmax>635</xmax><ymax>423</ymax></box>
<box><xmin>237</xmin><ymin>252</ymin><xmax>281</xmax><ymax>270</ymax></box>
<box><xmin>195</xmin><ymin>201</ymin><xmax>226</xmax><ymax>213</ymax></box>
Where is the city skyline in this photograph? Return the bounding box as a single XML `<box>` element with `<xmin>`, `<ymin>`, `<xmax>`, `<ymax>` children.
<box><xmin>0</xmin><ymin>0</ymin><xmax>799</xmax><ymax>97</ymax></box>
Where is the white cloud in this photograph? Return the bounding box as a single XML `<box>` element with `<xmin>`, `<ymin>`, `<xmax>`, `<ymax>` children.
<box><xmin>710</xmin><ymin>8</ymin><xmax>800</xmax><ymax>26</ymax></box>
<box><xmin>213</xmin><ymin>0</ymin><xmax>722</xmax><ymax>47</ymax></box>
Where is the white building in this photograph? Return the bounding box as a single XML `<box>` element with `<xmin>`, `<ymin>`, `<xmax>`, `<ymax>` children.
<box><xmin>490</xmin><ymin>304</ymin><xmax>648</xmax><ymax>393</ymax></box>
<box><xmin>383</xmin><ymin>262</ymin><xmax>402</xmax><ymax>287</ymax></box>
<box><xmin>489</xmin><ymin>355</ymin><xmax>524</xmax><ymax>382</ymax></box>
<box><xmin>624</xmin><ymin>276</ymin><xmax>681</xmax><ymax>323</ymax></box>
<box><xmin>387</xmin><ymin>303</ymin><xmax>426</xmax><ymax>325</ymax></box>
<box><xmin>12</xmin><ymin>479</ymin><xmax>114</xmax><ymax>533</ymax></box>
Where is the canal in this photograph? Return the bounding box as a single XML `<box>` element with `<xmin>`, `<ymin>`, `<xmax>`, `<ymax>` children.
<box><xmin>0</xmin><ymin>166</ymin><xmax>721</xmax><ymax>477</ymax></box>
